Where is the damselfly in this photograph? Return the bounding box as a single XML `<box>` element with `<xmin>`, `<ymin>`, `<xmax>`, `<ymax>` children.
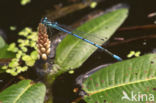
<box><xmin>41</xmin><ymin>17</ymin><xmax>122</xmax><ymax>61</ymax></box>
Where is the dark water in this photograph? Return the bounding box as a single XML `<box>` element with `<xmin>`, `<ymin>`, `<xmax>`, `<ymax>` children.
<box><xmin>0</xmin><ymin>0</ymin><xmax>156</xmax><ymax>103</ymax></box>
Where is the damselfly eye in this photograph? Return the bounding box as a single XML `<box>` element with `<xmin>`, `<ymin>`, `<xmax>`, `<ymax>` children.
<box><xmin>41</xmin><ymin>17</ymin><xmax>48</xmax><ymax>24</ymax></box>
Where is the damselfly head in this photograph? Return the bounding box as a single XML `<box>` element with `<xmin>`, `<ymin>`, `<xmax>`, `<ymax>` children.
<box><xmin>41</xmin><ymin>17</ymin><xmax>58</xmax><ymax>27</ymax></box>
<box><xmin>41</xmin><ymin>17</ymin><xmax>48</xmax><ymax>25</ymax></box>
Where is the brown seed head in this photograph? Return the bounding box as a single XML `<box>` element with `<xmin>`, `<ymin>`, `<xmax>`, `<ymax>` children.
<box><xmin>37</xmin><ymin>23</ymin><xmax>51</xmax><ymax>60</ymax></box>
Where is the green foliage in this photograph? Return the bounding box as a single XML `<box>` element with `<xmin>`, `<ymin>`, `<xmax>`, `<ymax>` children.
<box><xmin>127</xmin><ymin>51</ymin><xmax>141</xmax><ymax>58</ymax></box>
<box><xmin>1</xmin><ymin>27</ymin><xmax>38</xmax><ymax>76</ymax></box>
<box><xmin>81</xmin><ymin>54</ymin><xmax>156</xmax><ymax>103</ymax></box>
<box><xmin>20</xmin><ymin>0</ymin><xmax>31</xmax><ymax>6</ymax></box>
<box><xmin>10</xmin><ymin>26</ymin><xmax>16</xmax><ymax>31</ymax></box>
<box><xmin>0</xmin><ymin>46</ymin><xmax>15</xmax><ymax>59</ymax></box>
<box><xmin>53</xmin><ymin>8</ymin><xmax>128</xmax><ymax>74</ymax></box>
<box><xmin>0</xmin><ymin>80</ymin><xmax>46</xmax><ymax>103</ymax></box>
<box><xmin>0</xmin><ymin>36</ymin><xmax>15</xmax><ymax>58</ymax></box>
<box><xmin>0</xmin><ymin>36</ymin><xmax>6</xmax><ymax>49</ymax></box>
<box><xmin>7</xmin><ymin>43</ymin><xmax>19</xmax><ymax>52</ymax></box>
<box><xmin>68</xmin><ymin>70</ymin><xmax>74</xmax><ymax>74</ymax></box>
<box><xmin>90</xmin><ymin>1</ymin><xmax>97</xmax><ymax>8</ymax></box>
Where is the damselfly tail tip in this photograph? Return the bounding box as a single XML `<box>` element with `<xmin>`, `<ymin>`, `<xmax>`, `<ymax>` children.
<box><xmin>113</xmin><ymin>55</ymin><xmax>122</xmax><ymax>61</ymax></box>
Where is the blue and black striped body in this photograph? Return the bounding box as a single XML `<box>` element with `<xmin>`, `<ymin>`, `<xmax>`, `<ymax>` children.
<box><xmin>41</xmin><ymin>17</ymin><xmax>122</xmax><ymax>61</ymax></box>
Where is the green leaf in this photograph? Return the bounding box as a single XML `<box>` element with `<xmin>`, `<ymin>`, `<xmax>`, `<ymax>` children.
<box><xmin>0</xmin><ymin>45</ymin><xmax>15</xmax><ymax>59</ymax></box>
<box><xmin>0</xmin><ymin>36</ymin><xmax>6</xmax><ymax>49</ymax></box>
<box><xmin>90</xmin><ymin>1</ymin><xmax>97</xmax><ymax>8</ymax></box>
<box><xmin>81</xmin><ymin>54</ymin><xmax>156</xmax><ymax>103</ymax></box>
<box><xmin>8</xmin><ymin>60</ymin><xmax>19</xmax><ymax>68</ymax></box>
<box><xmin>20</xmin><ymin>0</ymin><xmax>31</xmax><ymax>6</ymax></box>
<box><xmin>0</xmin><ymin>37</ymin><xmax>16</xmax><ymax>59</ymax></box>
<box><xmin>0</xmin><ymin>80</ymin><xmax>46</xmax><ymax>103</ymax></box>
<box><xmin>7</xmin><ymin>43</ymin><xmax>19</xmax><ymax>52</ymax></box>
<box><xmin>18</xmin><ymin>27</ymin><xmax>32</xmax><ymax>37</ymax></box>
<box><xmin>30</xmin><ymin>51</ymin><xmax>38</xmax><ymax>60</ymax></box>
<box><xmin>25</xmin><ymin>59</ymin><xmax>35</xmax><ymax>67</ymax></box>
<box><xmin>135</xmin><ymin>51</ymin><xmax>141</xmax><ymax>57</ymax></box>
<box><xmin>127</xmin><ymin>51</ymin><xmax>141</xmax><ymax>58</ymax></box>
<box><xmin>22</xmin><ymin>55</ymin><xmax>35</xmax><ymax>66</ymax></box>
<box><xmin>55</xmin><ymin>8</ymin><xmax>128</xmax><ymax>71</ymax></box>
<box><xmin>10</xmin><ymin>26</ymin><xmax>17</xmax><ymax>31</ymax></box>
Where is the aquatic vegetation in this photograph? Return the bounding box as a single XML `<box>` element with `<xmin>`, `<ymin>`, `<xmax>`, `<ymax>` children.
<box><xmin>90</xmin><ymin>1</ymin><xmax>97</xmax><ymax>8</ymax></box>
<box><xmin>0</xmin><ymin>36</ymin><xmax>5</xmax><ymax>49</ymax></box>
<box><xmin>127</xmin><ymin>51</ymin><xmax>141</xmax><ymax>58</ymax></box>
<box><xmin>1</xmin><ymin>27</ymin><xmax>38</xmax><ymax>76</ymax></box>
<box><xmin>20</xmin><ymin>0</ymin><xmax>31</xmax><ymax>6</ymax></box>
<box><xmin>10</xmin><ymin>26</ymin><xmax>16</xmax><ymax>31</ymax></box>
<box><xmin>78</xmin><ymin>54</ymin><xmax>156</xmax><ymax>103</ymax></box>
<box><xmin>0</xmin><ymin>1</ymin><xmax>155</xmax><ymax>103</ymax></box>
